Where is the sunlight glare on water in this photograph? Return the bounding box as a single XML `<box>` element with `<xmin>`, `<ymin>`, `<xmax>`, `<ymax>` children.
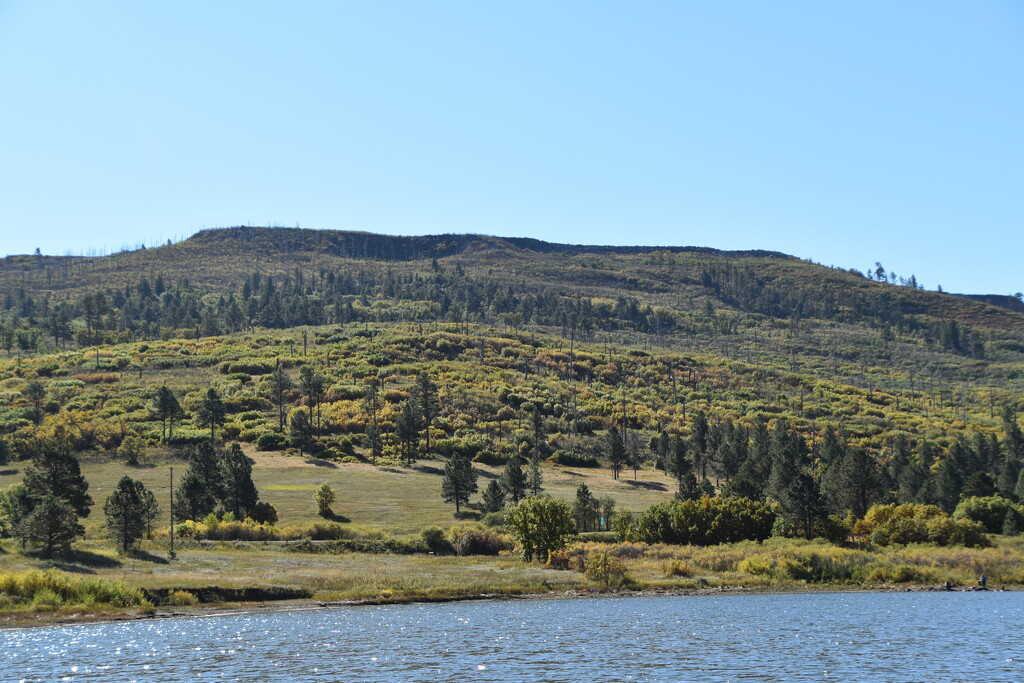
<box><xmin>3</xmin><ymin>592</ymin><xmax>1023</xmax><ymax>681</ymax></box>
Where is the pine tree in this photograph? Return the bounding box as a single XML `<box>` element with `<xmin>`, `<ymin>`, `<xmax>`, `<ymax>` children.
<box><xmin>572</xmin><ymin>483</ymin><xmax>599</xmax><ymax>532</ymax></box>
<box><xmin>783</xmin><ymin>472</ymin><xmax>825</xmax><ymax>540</ymax></box>
<box><xmin>690</xmin><ymin>411</ymin><xmax>710</xmax><ymax>480</ymax></box>
<box><xmin>396</xmin><ymin>399</ymin><xmax>420</xmax><ymax>464</ymax></box>
<box><xmin>441</xmin><ymin>455</ymin><xmax>478</xmax><ymax>513</ymax></box>
<box><xmin>298</xmin><ymin>365</ymin><xmax>327</xmax><ymax>435</ymax></box>
<box><xmin>268</xmin><ymin>362</ymin><xmax>293</xmax><ymax>432</ymax></box>
<box><xmin>526</xmin><ymin>454</ymin><xmax>544</xmax><ymax>496</ymax></box>
<box><xmin>290</xmin><ymin>410</ymin><xmax>313</xmax><ymax>456</ymax></box>
<box><xmin>20</xmin><ymin>495</ymin><xmax>82</xmax><ymax>558</ymax></box>
<box><xmin>195</xmin><ymin>388</ymin><xmax>227</xmax><ymax>442</ymax></box>
<box><xmin>104</xmin><ymin>476</ymin><xmax>159</xmax><ymax>552</ymax></box>
<box><xmin>500</xmin><ymin>455</ymin><xmax>527</xmax><ymax>503</ymax></box>
<box><xmin>413</xmin><ymin>371</ymin><xmax>439</xmax><ymax>456</ymax></box>
<box><xmin>154</xmin><ymin>385</ymin><xmax>182</xmax><ymax>442</ymax></box>
<box><xmin>482</xmin><ymin>479</ymin><xmax>505</xmax><ymax>513</ymax></box>
<box><xmin>222</xmin><ymin>443</ymin><xmax>259</xmax><ymax>519</ymax></box>
<box><xmin>362</xmin><ymin>378</ymin><xmax>383</xmax><ymax>463</ymax></box>
<box><xmin>605</xmin><ymin>425</ymin><xmax>626</xmax><ymax>480</ymax></box>
<box><xmin>174</xmin><ymin>441</ymin><xmax>223</xmax><ymax>521</ymax></box>
<box><xmin>22</xmin><ymin>439</ymin><xmax>93</xmax><ymax>517</ymax></box>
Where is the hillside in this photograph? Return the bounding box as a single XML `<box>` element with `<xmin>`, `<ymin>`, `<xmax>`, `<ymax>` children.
<box><xmin>2</xmin><ymin>227</ymin><xmax>1024</xmax><ymax>615</ymax></box>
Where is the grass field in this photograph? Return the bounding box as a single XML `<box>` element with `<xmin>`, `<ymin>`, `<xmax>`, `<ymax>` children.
<box><xmin>0</xmin><ymin>448</ymin><xmax>677</xmax><ymax>537</ymax></box>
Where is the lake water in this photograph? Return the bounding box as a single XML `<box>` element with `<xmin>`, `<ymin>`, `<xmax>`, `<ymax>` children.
<box><xmin>3</xmin><ymin>591</ymin><xmax>1022</xmax><ymax>681</ymax></box>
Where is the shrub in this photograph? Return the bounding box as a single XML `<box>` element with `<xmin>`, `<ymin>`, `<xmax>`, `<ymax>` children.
<box><xmin>452</xmin><ymin>530</ymin><xmax>513</xmax><ymax>556</ymax></box>
<box><xmin>256</xmin><ymin>432</ymin><xmax>289</xmax><ymax>451</ymax></box>
<box><xmin>547</xmin><ymin>450</ymin><xmax>600</xmax><ymax>468</ymax></box>
<box><xmin>622</xmin><ymin>496</ymin><xmax>776</xmax><ymax>546</ymax></box>
<box><xmin>421</xmin><ymin>527</ymin><xmax>454</xmax><ymax>555</ymax></box>
<box><xmin>249</xmin><ymin>502</ymin><xmax>278</xmax><ymax>525</ymax></box>
<box><xmin>953</xmin><ymin>496</ymin><xmax>1024</xmax><ymax>534</ymax></box>
<box><xmin>663</xmin><ymin>559</ymin><xmax>691</xmax><ymax>577</ymax></box>
<box><xmin>0</xmin><ymin>570</ymin><xmax>149</xmax><ymax>608</ymax></box>
<box><xmin>544</xmin><ymin>550</ymin><xmax>571</xmax><ymax>570</ymax></box>
<box><xmin>165</xmin><ymin>590</ymin><xmax>198</xmax><ymax>606</ymax></box>
<box><xmin>859</xmin><ymin>503</ymin><xmax>991</xmax><ymax>548</ymax></box>
<box><xmin>584</xmin><ymin>552</ymin><xmax>632</xmax><ymax>588</ymax></box>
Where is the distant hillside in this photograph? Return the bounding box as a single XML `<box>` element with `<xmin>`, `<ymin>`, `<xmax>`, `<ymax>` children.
<box><xmin>1</xmin><ymin>226</ymin><xmax>1023</xmax><ymax>397</ymax></box>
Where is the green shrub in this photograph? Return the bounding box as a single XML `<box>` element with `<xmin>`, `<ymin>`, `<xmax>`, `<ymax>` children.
<box><xmin>953</xmin><ymin>496</ymin><xmax>1024</xmax><ymax>534</ymax></box>
<box><xmin>452</xmin><ymin>530</ymin><xmax>513</xmax><ymax>556</ymax></box>
<box><xmin>165</xmin><ymin>590</ymin><xmax>198</xmax><ymax>606</ymax></box>
<box><xmin>623</xmin><ymin>496</ymin><xmax>776</xmax><ymax>546</ymax></box>
<box><xmin>584</xmin><ymin>551</ymin><xmax>632</xmax><ymax>588</ymax></box>
<box><xmin>547</xmin><ymin>450</ymin><xmax>600</xmax><ymax>468</ymax></box>
<box><xmin>421</xmin><ymin>527</ymin><xmax>454</xmax><ymax>554</ymax></box>
<box><xmin>256</xmin><ymin>432</ymin><xmax>289</xmax><ymax>451</ymax></box>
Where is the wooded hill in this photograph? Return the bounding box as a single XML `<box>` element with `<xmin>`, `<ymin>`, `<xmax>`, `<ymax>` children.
<box><xmin>1</xmin><ymin>226</ymin><xmax>1023</xmax><ymax>528</ymax></box>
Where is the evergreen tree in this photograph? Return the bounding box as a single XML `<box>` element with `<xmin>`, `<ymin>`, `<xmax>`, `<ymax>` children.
<box><xmin>290</xmin><ymin>410</ymin><xmax>313</xmax><ymax>456</ymax></box>
<box><xmin>572</xmin><ymin>483</ymin><xmax>600</xmax><ymax>531</ymax></box>
<box><xmin>605</xmin><ymin>425</ymin><xmax>626</xmax><ymax>480</ymax></box>
<box><xmin>933</xmin><ymin>442</ymin><xmax>968</xmax><ymax>512</ymax></box>
<box><xmin>500</xmin><ymin>455</ymin><xmax>527</xmax><ymax>503</ymax></box>
<box><xmin>782</xmin><ymin>472</ymin><xmax>825</xmax><ymax>540</ymax></box>
<box><xmin>154</xmin><ymin>385</ymin><xmax>182</xmax><ymax>443</ymax></box>
<box><xmin>825</xmin><ymin>447</ymin><xmax>883</xmax><ymax>518</ymax></box>
<box><xmin>195</xmin><ymin>388</ymin><xmax>227</xmax><ymax>442</ymax></box>
<box><xmin>267</xmin><ymin>362</ymin><xmax>293</xmax><ymax>432</ymax></box>
<box><xmin>1002</xmin><ymin>406</ymin><xmax>1024</xmax><ymax>462</ymax></box>
<box><xmin>0</xmin><ymin>483</ymin><xmax>32</xmax><ymax>543</ymax></box>
<box><xmin>413</xmin><ymin>371</ymin><xmax>439</xmax><ymax>456</ymax></box>
<box><xmin>441</xmin><ymin>454</ymin><xmax>478</xmax><ymax>513</ymax></box>
<box><xmin>104</xmin><ymin>475</ymin><xmax>159</xmax><ymax>552</ymax></box>
<box><xmin>22</xmin><ymin>439</ymin><xmax>93</xmax><ymax>517</ymax></box>
<box><xmin>174</xmin><ymin>441</ymin><xmax>223</xmax><ymax>521</ymax></box>
<box><xmin>689</xmin><ymin>411</ymin><xmax>710</xmax><ymax>480</ymax></box>
<box><xmin>666</xmin><ymin>435</ymin><xmax>689</xmax><ymax>483</ymax></box>
<box><xmin>396</xmin><ymin>399</ymin><xmax>420</xmax><ymax>464</ymax></box>
<box><xmin>482</xmin><ymin>479</ymin><xmax>505</xmax><ymax>513</ymax></box>
<box><xmin>767</xmin><ymin>419</ymin><xmax>806</xmax><ymax>503</ymax></box>
<box><xmin>221</xmin><ymin>443</ymin><xmax>259</xmax><ymax>519</ymax></box>
<box><xmin>20</xmin><ymin>495</ymin><xmax>82</xmax><ymax>558</ymax></box>
<box><xmin>362</xmin><ymin>378</ymin><xmax>383</xmax><ymax>463</ymax></box>
<box><xmin>526</xmin><ymin>454</ymin><xmax>544</xmax><ymax>496</ymax></box>
<box><xmin>298</xmin><ymin>365</ymin><xmax>327</xmax><ymax>435</ymax></box>
<box><xmin>1002</xmin><ymin>508</ymin><xmax>1019</xmax><ymax>536</ymax></box>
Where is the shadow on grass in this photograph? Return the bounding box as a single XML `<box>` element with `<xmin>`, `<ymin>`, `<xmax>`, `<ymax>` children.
<box><xmin>307</xmin><ymin>458</ymin><xmax>338</xmax><ymax>468</ymax></box>
<box><xmin>71</xmin><ymin>549</ymin><xmax>123</xmax><ymax>568</ymax></box>
<box><xmin>561</xmin><ymin>470</ymin><xmax>584</xmax><ymax>477</ymax></box>
<box><xmin>128</xmin><ymin>462</ymin><xmax>158</xmax><ymax>469</ymax></box>
<box><xmin>378</xmin><ymin>467</ymin><xmax>406</xmax><ymax>474</ymax></box>
<box><xmin>0</xmin><ymin>468</ymin><xmax>19</xmax><ymax>476</ymax></box>
<box><xmin>623</xmin><ymin>479</ymin><xmax>667</xmax><ymax>491</ymax></box>
<box><xmin>128</xmin><ymin>549</ymin><xmax>170</xmax><ymax>564</ymax></box>
<box><xmin>319</xmin><ymin>511</ymin><xmax>352</xmax><ymax>523</ymax></box>
<box><xmin>412</xmin><ymin>464</ymin><xmax>444</xmax><ymax>476</ymax></box>
<box><xmin>453</xmin><ymin>510</ymin><xmax>481</xmax><ymax>521</ymax></box>
<box><xmin>477</xmin><ymin>469</ymin><xmax>499</xmax><ymax>479</ymax></box>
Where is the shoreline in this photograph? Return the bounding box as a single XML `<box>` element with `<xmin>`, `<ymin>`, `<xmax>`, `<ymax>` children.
<box><xmin>2</xmin><ymin>582</ymin><xmax>1011</xmax><ymax>631</ymax></box>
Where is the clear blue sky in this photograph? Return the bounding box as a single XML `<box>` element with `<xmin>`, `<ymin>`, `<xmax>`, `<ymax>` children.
<box><xmin>1</xmin><ymin>1</ymin><xmax>1021</xmax><ymax>295</ymax></box>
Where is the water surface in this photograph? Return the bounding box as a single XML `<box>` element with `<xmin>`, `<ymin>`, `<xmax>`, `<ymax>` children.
<box><xmin>3</xmin><ymin>591</ymin><xmax>1022</xmax><ymax>681</ymax></box>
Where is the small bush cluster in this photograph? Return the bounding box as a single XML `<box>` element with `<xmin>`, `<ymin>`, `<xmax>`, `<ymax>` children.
<box><xmin>0</xmin><ymin>570</ymin><xmax>149</xmax><ymax>609</ymax></box>
<box><xmin>855</xmin><ymin>504</ymin><xmax>990</xmax><ymax>548</ymax></box>
<box><xmin>620</xmin><ymin>496</ymin><xmax>776</xmax><ymax>546</ymax></box>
